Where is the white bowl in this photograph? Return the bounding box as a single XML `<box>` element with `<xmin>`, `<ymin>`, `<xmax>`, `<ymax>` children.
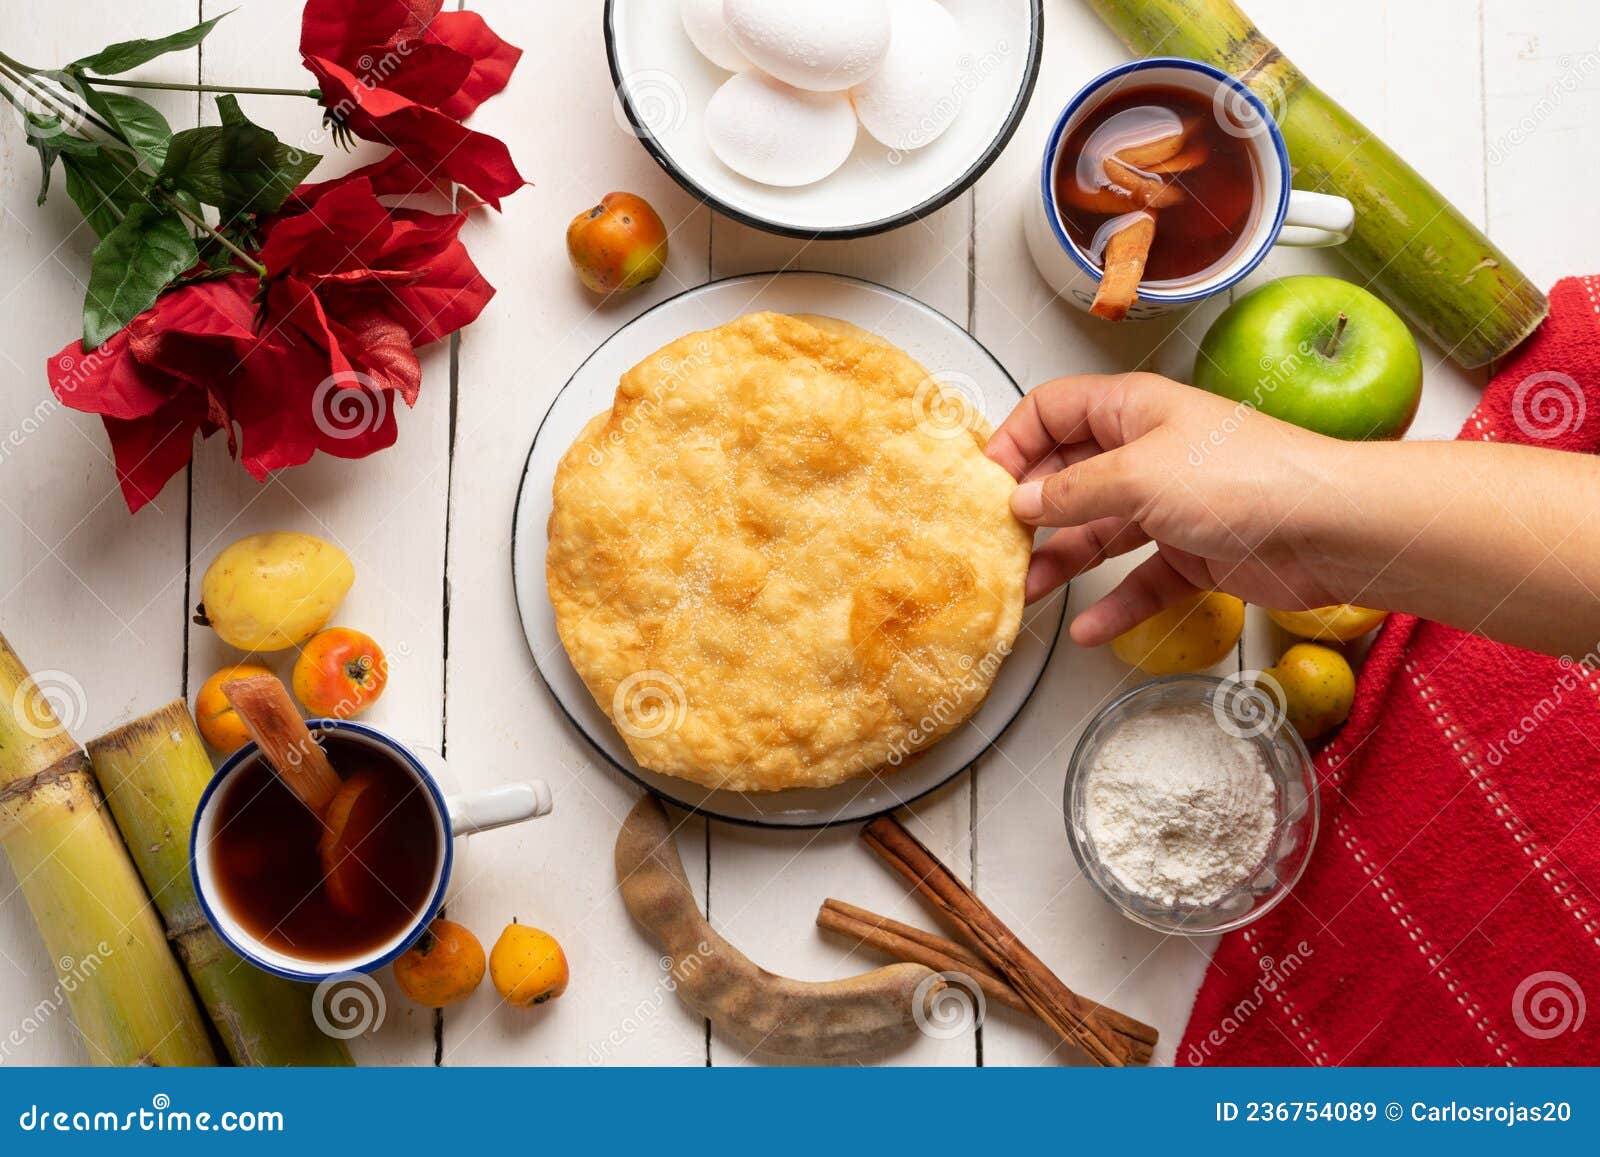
<box><xmin>605</xmin><ymin>0</ymin><xmax>1043</xmax><ymax>238</ymax></box>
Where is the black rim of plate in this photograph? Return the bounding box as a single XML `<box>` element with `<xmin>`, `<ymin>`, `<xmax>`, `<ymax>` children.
<box><xmin>511</xmin><ymin>271</ymin><xmax>1066</xmax><ymax>828</ymax></box>
<box><xmin>602</xmin><ymin>0</ymin><xmax>1046</xmax><ymax>241</ymax></box>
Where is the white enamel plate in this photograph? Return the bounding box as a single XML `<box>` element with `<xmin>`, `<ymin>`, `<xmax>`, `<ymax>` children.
<box><xmin>605</xmin><ymin>0</ymin><xmax>1043</xmax><ymax>238</ymax></box>
<box><xmin>512</xmin><ymin>273</ymin><xmax>1065</xmax><ymax>826</ymax></box>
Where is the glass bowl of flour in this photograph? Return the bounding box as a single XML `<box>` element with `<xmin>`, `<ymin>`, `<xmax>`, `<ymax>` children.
<box><xmin>1064</xmin><ymin>674</ymin><xmax>1319</xmax><ymax>935</ymax></box>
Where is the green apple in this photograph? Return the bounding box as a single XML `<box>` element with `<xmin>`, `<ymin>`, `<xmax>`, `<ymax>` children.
<box><xmin>1193</xmin><ymin>276</ymin><xmax>1423</xmax><ymax>440</ymax></box>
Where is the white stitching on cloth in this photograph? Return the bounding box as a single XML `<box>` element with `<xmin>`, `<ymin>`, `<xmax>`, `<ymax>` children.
<box><xmin>1333</xmin><ymin>811</ymin><xmax>1518</xmax><ymax>1064</ymax></box>
<box><xmin>1240</xmin><ymin>927</ymin><xmax>1334</xmax><ymax>1066</ymax></box>
<box><xmin>1406</xmin><ymin>659</ymin><xmax>1600</xmax><ymax>951</ymax></box>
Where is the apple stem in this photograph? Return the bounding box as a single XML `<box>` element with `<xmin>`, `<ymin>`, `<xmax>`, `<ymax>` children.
<box><xmin>1320</xmin><ymin>312</ymin><xmax>1349</xmax><ymax>358</ymax></box>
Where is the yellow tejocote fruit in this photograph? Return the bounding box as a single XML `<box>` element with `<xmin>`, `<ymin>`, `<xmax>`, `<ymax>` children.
<box><xmin>1267</xmin><ymin>604</ymin><xmax>1387</xmax><ymax>643</ymax></box>
<box><xmin>198</xmin><ymin>532</ymin><xmax>355</xmax><ymax>652</ymax></box>
<box><xmin>1110</xmin><ymin>591</ymin><xmax>1246</xmax><ymax>675</ymax></box>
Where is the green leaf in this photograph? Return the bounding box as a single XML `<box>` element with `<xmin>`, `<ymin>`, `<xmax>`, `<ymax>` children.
<box><xmin>214</xmin><ymin>92</ymin><xmax>249</xmax><ymax>129</ymax></box>
<box><xmin>214</xmin><ymin>94</ymin><xmax>321</xmax><ymax>204</ymax></box>
<box><xmin>32</xmin><ymin>140</ymin><xmax>56</xmax><ymax>205</ymax></box>
<box><xmin>68</xmin><ymin>12</ymin><xmax>228</xmax><ymax>75</ymax></box>
<box><xmin>62</xmin><ymin>150</ymin><xmax>152</xmax><ymax>239</ymax></box>
<box><xmin>80</xmin><ymin>88</ymin><xmax>172</xmax><ymax>168</ymax></box>
<box><xmin>82</xmin><ymin>204</ymin><xmax>197</xmax><ymax>349</ymax></box>
<box><xmin>30</xmin><ymin>130</ymin><xmax>100</xmax><ymax>206</ymax></box>
<box><xmin>157</xmin><ymin>100</ymin><xmax>320</xmax><ymax>222</ymax></box>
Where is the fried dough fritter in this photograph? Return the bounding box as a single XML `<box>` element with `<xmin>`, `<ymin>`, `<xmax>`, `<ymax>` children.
<box><xmin>546</xmin><ymin>312</ymin><xmax>1028</xmax><ymax>792</ymax></box>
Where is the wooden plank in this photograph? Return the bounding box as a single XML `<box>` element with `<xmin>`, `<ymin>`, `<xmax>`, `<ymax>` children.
<box><xmin>177</xmin><ymin>0</ymin><xmax>447</xmax><ymax>1065</ymax></box>
<box><xmin>704</xmin><ymin>190</ymin><xmax>978</xmax><ymax>1065</ymax></box>
<box><xmin>1239</xmin><ymin>0</ymin><xmax>1488</xmax><ymax>442</ymax></box>
<box><xmin>1482</xmin><ymin>0</ymin><xmax>1600</xmax><ymax>286</ymax></box>
<box><xmin>438</xmin><ymin>0</ymin><xmax>715</xmax><ymax>1066</ymax></box>
<box><xmin>968</xmin><ymin>3</ymin><xmax>1231</xmax><ymax>1067</ymax></box>
<box><xmin>0</xmin><ymin>0</ymin><xmax>198</xmax><ymax>1066</ymax></box>
<box><xmin>1235</xmin><ymin>0</ymin><xmax>1490</xmax><ymax>716</ymax></box>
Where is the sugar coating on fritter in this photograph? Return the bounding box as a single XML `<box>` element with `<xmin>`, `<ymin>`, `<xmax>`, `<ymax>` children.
<box><xmin>546</xmin><ymin>312</ymin><xmax>1029</xmax><ymax>792</ymax></box>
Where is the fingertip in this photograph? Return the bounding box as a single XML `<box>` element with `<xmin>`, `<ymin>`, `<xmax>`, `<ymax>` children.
<box><xmin>1068</xmin><ymin>605</ymin><xmax>1119</xmax><ymax>648</ymax></box>
<box><xmin>983</xmin><ymin>429</ymin><xmax>1025</xmax><ymax>479</ymax></box>
<box><xmin>1011</xmin><ymin>480</ymin><xmax>1044</xmax><ymax>522</ymax></box>
<box><xmin>1023</xmin><ymin>557</ymin><xmax>1058</xmax><ymax>604</ymax></box>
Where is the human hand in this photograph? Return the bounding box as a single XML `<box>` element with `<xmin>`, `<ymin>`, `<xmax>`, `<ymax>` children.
<box><xmin>985</xmin><ymin>373</ymin><xmax>1356</xmax><ymax>646</ymax></box>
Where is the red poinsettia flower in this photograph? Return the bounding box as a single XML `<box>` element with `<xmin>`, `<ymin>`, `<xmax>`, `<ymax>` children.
<box><xmin>257</xmin><ymin>174</ymin><xmax>493</xmax><ymax>401</ymax></box>
<box><xmin>300</xmin><ymin>0</ymin><xmax>526</xmax><ymax>207</ymax></box>
<box><xmin>48</xmin><ymin>171</ymin><xmax>494</xmax><ymax>512</ymax></box>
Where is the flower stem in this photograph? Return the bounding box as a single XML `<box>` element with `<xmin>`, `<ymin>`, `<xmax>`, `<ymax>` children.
<box><xmin>91</xmin><ymin>135</ymin><xmax>269</xmax><ymax>277</ymax></box>
<box><xmin>169</xmin><ymin>198</ymin><xmax>266</xmax><ymax>276</ymax></box>
<box><xmin>82</xmin><ymin>76</ymin><xmax>321</xmax><ymax>100</ymax></box>
<box><xmin>0</xmin><ymin>56</ymin><xmax>118</xmax><ymax>139</ymax></box>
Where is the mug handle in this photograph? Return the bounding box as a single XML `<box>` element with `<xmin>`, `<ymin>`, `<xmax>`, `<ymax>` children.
<box><xmin>445</xmin><ymin>782</ymin><xmax>553</xmax><ymax>836</ymax></box>
<box><xmin>1276</xmin><ymin>191</ymin><xmax>1355</xmax><ymax>248</ymax></box>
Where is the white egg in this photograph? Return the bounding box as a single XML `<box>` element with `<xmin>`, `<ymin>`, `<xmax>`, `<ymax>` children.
<box><xmin>725</xmin><ymin>0</ymin><xmax>891</xmax><ymax>93</ymax></box>
<box><xmin>680</xmin><ymin>0</ymin><xmax>750</xmax><ymax>72</ymax></box>
<box><xmin>705</xmin><ymin>70</ymin><xmax>858</xmax><ymax>187</ymax></box>
<box><xmin>851</xmin><ymin>0</ymin><xmax>963</xmax><ymax>151</ymax></box>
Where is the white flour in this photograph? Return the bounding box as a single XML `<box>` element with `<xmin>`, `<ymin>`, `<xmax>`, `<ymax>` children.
<box><xmin>1083</xmin><ymin>703</ymin><xmax>1276</xmax><ymax>908</ymax></box>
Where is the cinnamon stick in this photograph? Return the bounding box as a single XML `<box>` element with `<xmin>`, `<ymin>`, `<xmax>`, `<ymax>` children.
<box><xmin>817</xmin><ymin>898</ymin><xmax>1157</xmax><ymax>1064</ymax></box>
<box><xmin>862</xmin><ymin>815</ymin><xmax>1139</xmax><ymax>1066</ymax></box>
<box><xmin>221</xmin><ymin>675</ymin><xmax>341</xmax><ymax>815</ymax></box>
<box><xmin>1111</xmin><ymin>114</ymin><xmax>1200</xmax><ymax>168</ymax></box>
<box><xmin>1139</xmin><ymin>140</ymin><xmax>1210</xmax><ymax>174</ymax></box>
<box><xmin>818</xmin><ymin>900</ymin><xmax>1027</xmax><ymax>1014</ymax></box>
<box><xmin>1089</xmin><ymin>213</ymin><xmax>1156</xmax><ymax>322</ymax></box>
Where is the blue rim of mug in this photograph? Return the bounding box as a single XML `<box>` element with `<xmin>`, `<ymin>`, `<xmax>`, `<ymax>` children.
<box><xmin>1039</xmin><ymin>57</ymin><xmax>1292</xmax><ymax>304</ymax></box>
<box><xmin>189</xmin><ymin>718</ymin><xmax>453</xmax><ymax>982</ymax></box>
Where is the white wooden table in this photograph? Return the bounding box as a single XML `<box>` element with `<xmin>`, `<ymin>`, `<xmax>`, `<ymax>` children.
<box><xmin>3</xmin><ymin>0</ymin><xmax>1597</xmax><ymax>1067</ymax></box>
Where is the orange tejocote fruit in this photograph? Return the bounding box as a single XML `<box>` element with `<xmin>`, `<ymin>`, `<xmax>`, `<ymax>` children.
<box><xmin>194</xmin><ymin>663</ymin><xmax>276</xmax><ymax>753</ymax></box>
<box><xmin>565</xmin><ymin>192</ymin><xmax>667</xmax><ymax>295</ymax></box>
<box><xmin>292</xmin><ymin>628</ymin><xmax>388</xmax><ymax>718</ymax></box>
<box><xmin>489</xmin><ymin>923</ymin><xmax>569</xmax><ymax>1008</ymax></box>
<box><xmin>393</xmin><ymin>919</ymin><xmax>486</xmax><ymax>1009</ymax></box>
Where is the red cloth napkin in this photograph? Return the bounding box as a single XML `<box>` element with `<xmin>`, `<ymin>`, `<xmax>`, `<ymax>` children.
<box><xmin>1180</xmin><ymin>276</ymin><xmax>1600</xmax><ymax>1066</ymax></box>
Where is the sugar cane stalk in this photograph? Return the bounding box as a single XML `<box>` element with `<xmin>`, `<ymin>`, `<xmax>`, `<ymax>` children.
<box><xmin>1083</xmin><ymin>0</ymin><xmax>1548</xmax><ymax>368</ymax></box>
<box><xmin>87</xmin><ymin>702</ymin><xmax>353</xmax><ymax>1066</ymax></box>
<box><xmin>0</xmin><ymin>632</ymin><xmax>216</xmax><ymax>1066</ymax></box>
